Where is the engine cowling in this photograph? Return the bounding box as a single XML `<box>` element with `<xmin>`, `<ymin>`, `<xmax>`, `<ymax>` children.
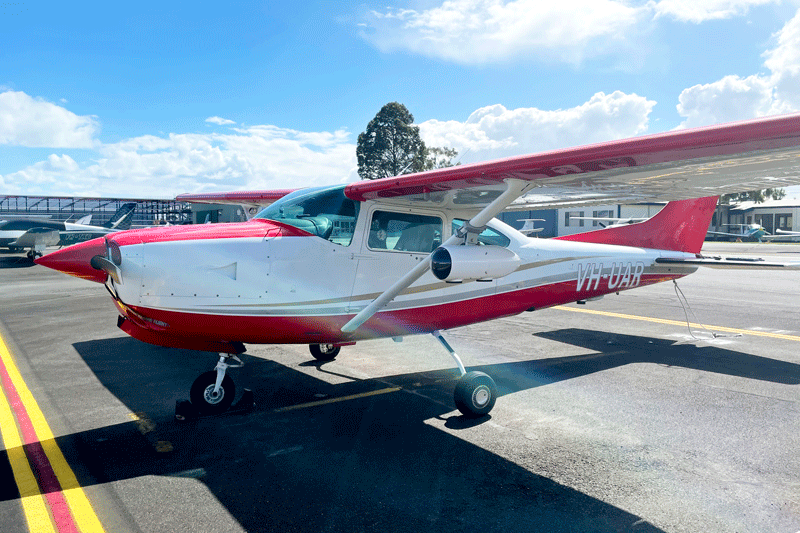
<box><xmin>431</xmin><ymin>245</ymin><xmax>520</xmax><ymax>282</ymax></box>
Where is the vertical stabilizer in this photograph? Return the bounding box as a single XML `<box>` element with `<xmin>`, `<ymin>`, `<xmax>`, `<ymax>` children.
<box><xmin>554</xmin><ymin>197</ymin><xmax>717</xmax><ymax>254</ymax></box>
<box><xmin>104</xmin><ymin>203</ymin><xmax>137</xmax><ymax>230</ymax></box>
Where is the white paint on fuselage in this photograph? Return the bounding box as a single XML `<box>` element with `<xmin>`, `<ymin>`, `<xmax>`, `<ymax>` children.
<box><xmin>113</xmin><ymin>205</ymin><xmax>698</xmax><ymax>322</ymax></box>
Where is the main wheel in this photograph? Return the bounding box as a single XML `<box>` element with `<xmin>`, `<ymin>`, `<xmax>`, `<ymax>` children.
<box><xmin>190</xmin><ymin>371</ymin><xmax>236</xmax><ymax>415</ymax></box>
<box><xmin>454</xmin><ymin>371</ymin><xmax>497</xmax><ymax>418</ymax></box>
<box><xmin>309</xmin><ymin>343</ymin><xmax>340</xmax><ymax>361</ymax></box>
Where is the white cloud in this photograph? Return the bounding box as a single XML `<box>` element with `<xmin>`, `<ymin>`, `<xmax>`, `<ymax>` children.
<box><xmin>649</xmin><ymin>0</ymin><xmax>779</xmax><ymax>23</ymax></box>
<box><xmin>0</xmin><ymin>90</ymin><xmax>99</xmax><ymax>148</ymax></box>
<box><xmin>677</xmin><ymin>8</ymin><xmax>800</xmax><ymax>127</ymax></box>
<box><xmin>0</xmin><ymin>89</ymin><xmax>661</xmax><ymax>197</ymax></box>
<box><xmin>0</xmin><ymin>127</ymin><xmax>359</xmax><ymax>198</ymax></box>
<box><xmin>360</xmin><ymin>0</ymin><xmax>785</xmax><ymax>65</ymax></box>
<box><xmin>419</xmin><ymin>91</ymin><xmax>656</xmax><ymax>162</ymax></box>
<box><xmin>362</xmin><ymin>0</ymin><xmax>645</xmax><ymax>65</ymax></box>
<box><xmin>205</xmin><ymin>116</ymin><xmax>236</xmax><ymax>126</ymax></box>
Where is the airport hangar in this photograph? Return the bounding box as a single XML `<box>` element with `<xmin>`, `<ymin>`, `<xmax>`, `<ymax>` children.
<box><xmin>6</xmin><ymin>193</ymin><xmax>800</xmax><ymax>238</ymax></box>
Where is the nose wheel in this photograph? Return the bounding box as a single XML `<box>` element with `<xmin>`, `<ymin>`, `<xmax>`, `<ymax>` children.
<box><xmin>190</xmin><ymin>371</ymin><xmax>235</xmax><ymax>415</ymax></box>
<box><xmin>189</xmin><ymin>353</ymin><xmax>243</xmax><ymax>415</ymax></box>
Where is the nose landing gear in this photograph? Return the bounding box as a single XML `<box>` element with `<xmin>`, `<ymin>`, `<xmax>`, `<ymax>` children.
<box><xmin>189</xmin><ymin>354</ymin><xmax>244</xmax><ymax>415</ymax></box>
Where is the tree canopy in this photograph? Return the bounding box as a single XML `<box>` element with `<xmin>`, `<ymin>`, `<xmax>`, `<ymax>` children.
<box><xmin>720</xmin><ymin>188</ymin><xmax>786</xmax><ymax>204</ymax></box>
<box><xmin>357</xmin><ymin>102</ymin><xmax>457</xmax><ymax>180</ymax></box>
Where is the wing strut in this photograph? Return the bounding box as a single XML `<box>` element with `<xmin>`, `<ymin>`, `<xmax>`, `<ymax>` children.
<box><xmin>341</xmin><ymin>179</ymin><xmax>532</xmax><ymax>334</ymax></box>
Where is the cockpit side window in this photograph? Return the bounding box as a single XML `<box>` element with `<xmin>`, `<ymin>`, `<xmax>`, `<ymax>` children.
<box><xmin>368</xmin><ymin>211</ymin><xmax>442</xmax><ymax>253</ymax></box>
<box><xmin>255</xmin><ymin>186</ymin><xmax>360</xmax><ymax>246</ymax></box>
<box><xmin>452</xmin><ymin>219</ymin><xmax>511</xmax><ymax>247</ymax></box>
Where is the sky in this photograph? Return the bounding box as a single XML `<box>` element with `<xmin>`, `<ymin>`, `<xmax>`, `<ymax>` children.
<box><xmin>2</xmin><ymin>0</ymin><xmax>800</xmax><ymax>199</ymax></box>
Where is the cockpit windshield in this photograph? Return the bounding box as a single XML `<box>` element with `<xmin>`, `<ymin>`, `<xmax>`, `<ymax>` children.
<box><xmin>254</xmin><ymin>185</ymin><xmax>360</xmax><ymax>246</ymax></box>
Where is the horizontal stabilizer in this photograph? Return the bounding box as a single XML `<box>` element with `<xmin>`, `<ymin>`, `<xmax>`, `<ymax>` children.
<box><xmin>656</xmin><ymin>256</ymin><xmax>800</xmax><ymax>269</ymax></box>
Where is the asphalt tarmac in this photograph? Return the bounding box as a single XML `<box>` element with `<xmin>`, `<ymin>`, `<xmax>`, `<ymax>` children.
<box><xmin>0</xmin><ymin>242</ymin><xmax>798</xmax><ymax>533</ymax></box>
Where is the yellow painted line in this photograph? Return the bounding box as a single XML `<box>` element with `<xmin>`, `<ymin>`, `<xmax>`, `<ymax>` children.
<box><xmin>554</xmin><ymin>305</ymin><xmax>800</xmax><ymax>342</ymax></box>
<box><xmin>0</xmin><ymin>379</ymin><xmax>57</xmax><ymax>533</ymax></box>
<box><xmin>274</xmin><ymin>386</ymin><xmax>402</xmax><ymax>413</ymax></box>
<box><xmin>0</xmin><ymin>334</ymin><xmax>106</xmax><ymax>533</ymax></box>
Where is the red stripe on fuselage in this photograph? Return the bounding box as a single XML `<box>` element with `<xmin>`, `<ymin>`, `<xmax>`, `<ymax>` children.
<box><xmin>115</xmin><ymin>273</ymin><xmax>685</xmax><ymax>349</ymax></box>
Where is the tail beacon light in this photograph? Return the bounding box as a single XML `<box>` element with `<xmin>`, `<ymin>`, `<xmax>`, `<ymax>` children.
<box><xmin>431</xmin><ymin>245</ymin><xmax>520</xmax><ymax>283</ymax></box>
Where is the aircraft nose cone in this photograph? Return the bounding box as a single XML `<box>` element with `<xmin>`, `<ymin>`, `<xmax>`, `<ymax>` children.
<box><xmin>34</xmin><ymin>237</ymin><xmax>109</xmax><ymax>283</ymax></box>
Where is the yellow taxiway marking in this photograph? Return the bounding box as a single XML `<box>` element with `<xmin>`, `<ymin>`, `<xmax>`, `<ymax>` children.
<box><xmin>0</xmin><ymin>333</ymin><xmax>106</xmax><ymax>532</ymax></box>
<box><xmin>0</xmin><ymin>377</ymin><xmax>57</xmax><ymax>533</ymax></box>
<box><xmin>273</xmin><ymin>386</ymin><xmax>402</xmax><ymax>413</ymax></box>
<box><xmin>554</xmin><ymin>305</ymin><xmax>800</xmax><ymax>342</ymax></box>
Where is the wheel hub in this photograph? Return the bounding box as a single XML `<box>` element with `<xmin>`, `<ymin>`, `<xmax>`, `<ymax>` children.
<box><xmin>203</xmin><ymin>385</ymin><xmax>225</xmax><ymax>405</ymax></box>
<box><xmin>472</xmin><ymin>385</ymin><xmax>490</xmax><ymax>408</ymax></box>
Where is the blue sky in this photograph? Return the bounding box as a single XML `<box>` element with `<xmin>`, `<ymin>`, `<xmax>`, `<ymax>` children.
<box><xmin>2</xmin><ymin>1</ymin><xmax>800</xmax><ymax>198</ymax></box>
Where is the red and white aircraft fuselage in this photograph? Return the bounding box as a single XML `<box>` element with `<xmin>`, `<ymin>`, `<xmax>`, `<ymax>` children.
<box><xmin>35</xmin><ymin>114</ymin><xmax>800</xmax><ymax>417</ymax></box>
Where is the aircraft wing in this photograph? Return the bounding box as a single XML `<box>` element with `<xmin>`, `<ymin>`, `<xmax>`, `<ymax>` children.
<box><xmin>344</xmin><ymin>113</ymin><xmax>800</xmax><ymax>212</ymax></box>
<box><xmin>10</xmin><ymin>228</ymin><xmax>60</xmax><ymax>249</ymax></box>
<box><xmin>176</xmin><ymin>189</ymin><xmax>297</xmax><ymax>219</ymax></box>
<box><xmin>706</xmin><ymin>230</ymin><xmax>746</xmax><ymax>238</ymax></box>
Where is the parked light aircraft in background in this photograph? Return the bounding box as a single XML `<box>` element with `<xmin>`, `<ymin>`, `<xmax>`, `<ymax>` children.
<box><xmin>36</xmin><ymin>114</ymin><xmax>800</xmax><ymax>418</ymax></box>
<box><xmin>706</xmin><ymin>223</ymin><xmax>770</xmax><ymax>241</ymax></box>
<box><xmin>1</xmin><ymin>203</ymin><xmax>137</xmax><ymax>259</ymax></box>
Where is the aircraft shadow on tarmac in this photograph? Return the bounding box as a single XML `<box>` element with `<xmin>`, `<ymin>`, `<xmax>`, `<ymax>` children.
<box><xmin>3</xmin><ymin>327</ymin><xmax>797</xmax><ymax>532</ymax></box>
<box><xmin>0</xmin><ymin>335</ymin><xmax>680</xmax><ymax>533</ymax></box>
<box><xmin>530</xmin><ymin>328</ymin><xmax>800</xmax><ymax>386</ymax></box>
<box><xmin>0</xmin><ymin>255</ymin><xmax>35</xmax><ymax>268</ymax></box>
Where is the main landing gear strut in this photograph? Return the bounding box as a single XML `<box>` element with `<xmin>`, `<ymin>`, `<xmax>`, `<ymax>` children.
<box><xmin>432</xmin><ymin>330</ymin><xmax>498</xmax><ymax>418</ymax></box>
<box><xmin>184</xmin><ymin>336</ymin><xmax>497</xmax><ymax>418</ymax></box>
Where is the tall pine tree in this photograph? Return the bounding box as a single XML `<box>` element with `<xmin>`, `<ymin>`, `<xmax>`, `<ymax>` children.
<box><xmin>357</xmin><ymin>102</ymin><xmax>427</xmax><ymax>180</ymax></box>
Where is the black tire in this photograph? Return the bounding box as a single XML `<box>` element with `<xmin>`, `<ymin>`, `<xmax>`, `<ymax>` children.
<box><xmin>189</xmin><ymin>370</ymin><xmax>236</xmax><ymax>415</ymax></box>
<box><xmin>454</xmin><ymin>371</ymin><xmax>497</xmax><ymax>418</ymax></box>
<box><xmin>309</xmin><ymin>343</ymin><xmax>341</xmax><ymax>361</ymax></box>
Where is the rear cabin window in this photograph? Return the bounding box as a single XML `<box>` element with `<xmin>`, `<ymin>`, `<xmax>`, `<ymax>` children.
<box><xmin>368</xmin><ymin>211</ymin><xmax>442</xmax><ymax>253</ymax></box>
<box><xmin>452</xmin><ymin>220</ymin><xmax>511</xmax><ymax>247</ymax></box>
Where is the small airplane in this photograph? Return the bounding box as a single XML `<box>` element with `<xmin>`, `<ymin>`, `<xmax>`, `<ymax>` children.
<box><xmin>1</xmin><ymin>203</ymin><xmax>136</xmax><ymax>259</ymax></box>
<box><xmin>707</xmin><ymin>223</ymin><xmax>770</xmax><ymax>241</ymax></box>
<box><xmin>36</xmin><ymin>114</ymin><xmax>800</xmax><ymax>418</ymax></box>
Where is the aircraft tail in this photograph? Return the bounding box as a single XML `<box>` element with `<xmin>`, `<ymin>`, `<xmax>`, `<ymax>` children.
<box><xmin>554</xmin><ymin>197</ymin><xmax>718</xmax><ymax>254</ymax></box>
<box><xmin>104</xmin><ymin>203</ymin><xmax>137</xmax><ymax>230</ymax></box>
